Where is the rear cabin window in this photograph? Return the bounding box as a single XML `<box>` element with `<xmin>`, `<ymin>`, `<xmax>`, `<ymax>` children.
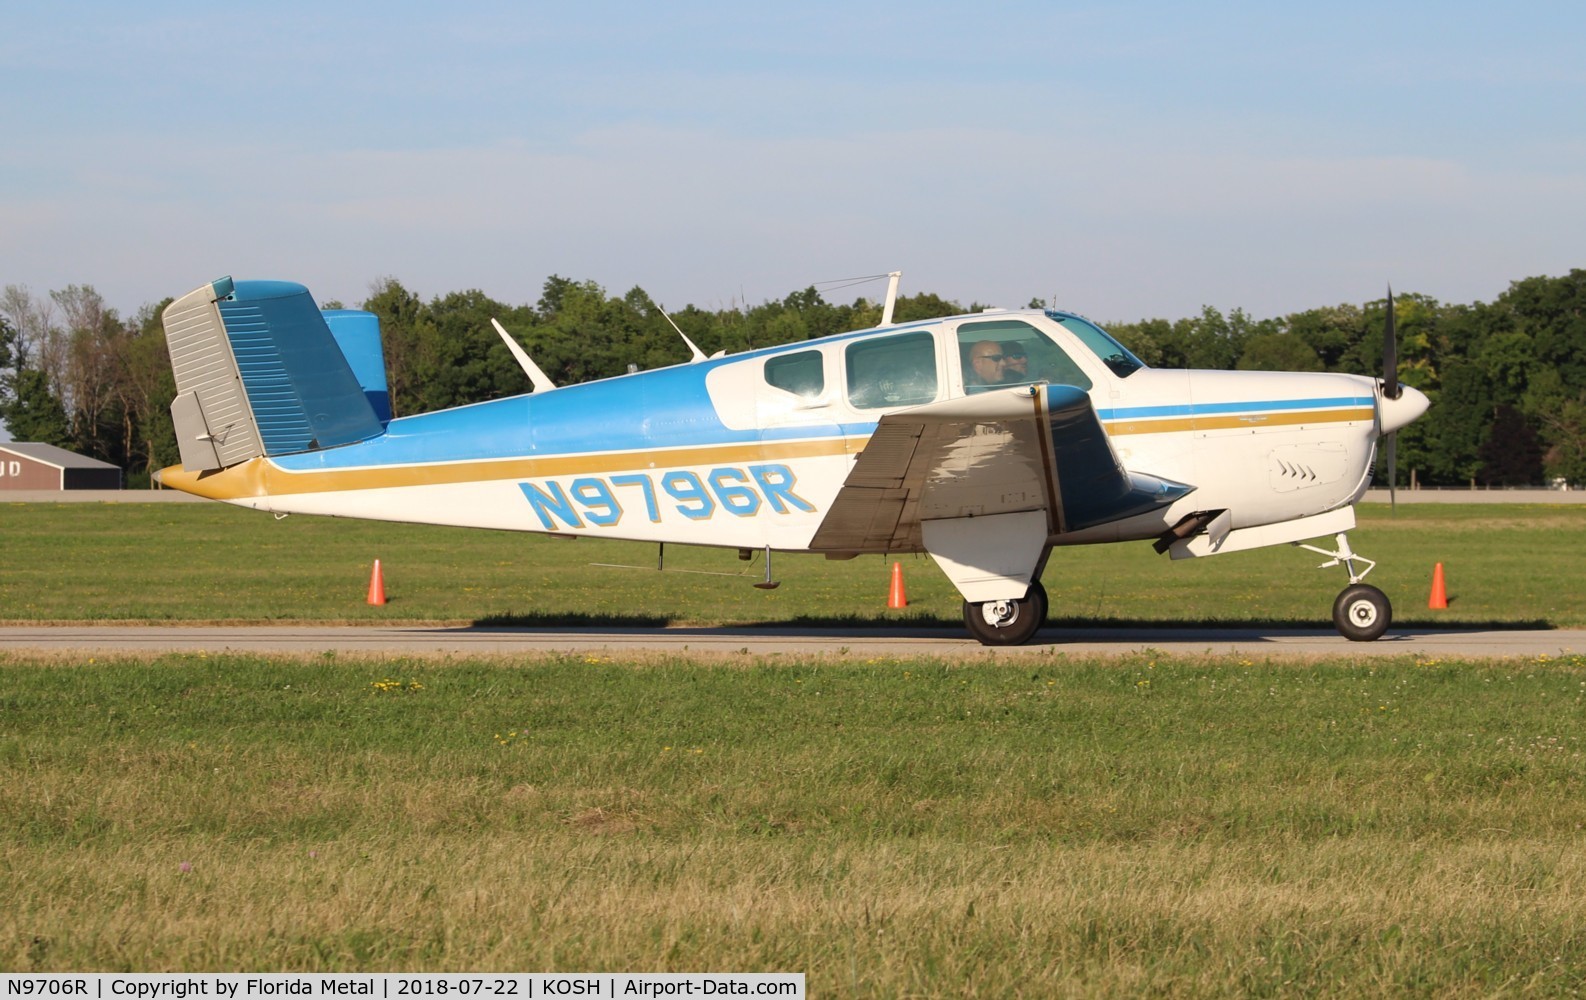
<box><xmin>957</xmin><ymin>319</ymin><xmax>1093</xmax><ymax>393</ymax></box>
<box><xmin>845</xmin><ymin>331</ymin><xmax>938</xmax><ymax>409</ymax></box>
<box><xmin>764</xmin><ymin>350</ymin><xmax>824</xmax><ymax>398</ymax></box>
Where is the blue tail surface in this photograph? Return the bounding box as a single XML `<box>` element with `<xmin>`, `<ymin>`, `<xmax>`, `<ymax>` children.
<box><xmin>164</xmin><ymin>277</ymin><xmax>386</xmax><ymax>471</ymax></box>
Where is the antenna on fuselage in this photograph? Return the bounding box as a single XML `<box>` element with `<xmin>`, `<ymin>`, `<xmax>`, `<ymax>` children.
<box><xmin>642</xmin><ymin>291</ymin><xmax>723</xmax><ymax>363</ymax></box>
<box><xmin>880</xmin><ymin>270</ymin><xmax>902</xmax><ymax>326</ymax></box>
<box><xmin>490</xmin><ymin>319</ymin><xmax>557</xmax><ymax>393</ymax></box>
<box><xmin>813</xmin><ymin>270</ymin><xmax>903</xmax><ymax>327</ymax></box>
<box><xmin>659</xmin><ymin>308</ymin><xmax>718</xmax><ymax>362</ymax></box>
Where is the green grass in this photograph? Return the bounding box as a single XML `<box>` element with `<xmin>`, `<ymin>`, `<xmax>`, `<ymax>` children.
<box><xmin>3</xmin><ymin>502</ymin><xmax>1585</xmax><ymax>628</ymax></box>
<box><xmin>6</xmin><ymin>502</ymin><xmax>1586</xmax><ymax>991</ymax></box>
<box><xmin>4</xmin><ymin>650</ymin><xmax>1586</xmax><ymax>993</ymax></box>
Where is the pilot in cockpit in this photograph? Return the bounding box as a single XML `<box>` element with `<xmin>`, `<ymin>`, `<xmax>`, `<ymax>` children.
<box><xmin>966</xmin><ymin>340</ymin><xmax>1008</xmax><ymax>393</ymax></box>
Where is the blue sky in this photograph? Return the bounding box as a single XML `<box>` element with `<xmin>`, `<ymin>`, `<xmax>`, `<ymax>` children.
<box><xmin>3</xmin><ymin>1</ymin><xmax>1584</xmax><ymax>326</ymax></box>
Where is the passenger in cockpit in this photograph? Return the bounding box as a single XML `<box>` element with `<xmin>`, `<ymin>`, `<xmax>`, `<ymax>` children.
<box><xmin>1000</xmin><ymin>341</ymin><xmax>1030</xmax><ymax>384</ymax></box>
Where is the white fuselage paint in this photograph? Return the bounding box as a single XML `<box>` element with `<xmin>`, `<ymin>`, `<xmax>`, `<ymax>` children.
<box><xmin>226</xmin><ymin>307</ymin><xmax>1393</xmax><ymax>559</ymax></box>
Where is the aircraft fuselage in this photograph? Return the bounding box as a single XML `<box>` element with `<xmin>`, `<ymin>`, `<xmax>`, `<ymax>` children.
<box><xmin>163</xmin><ymin>309</ymin><xmax>1391</xmax><ymax>552</ymax></box>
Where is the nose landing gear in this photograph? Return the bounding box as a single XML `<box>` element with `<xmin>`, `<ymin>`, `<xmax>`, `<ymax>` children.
<box><xmin>1333</xmin><ymin>583</ymin><xmax>1392</xmax><ymax>642</ymax></box>
<box><xmin>1296</xmin><ymin>532</ymin><xmax>1392</xmax><ymax>641</ymax></box>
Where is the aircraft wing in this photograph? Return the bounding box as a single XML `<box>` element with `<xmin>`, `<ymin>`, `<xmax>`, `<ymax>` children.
<box><xmin>809</xmin><ymin>384</ymin><xmax>1193</xmax><ymax>557</ymax></box>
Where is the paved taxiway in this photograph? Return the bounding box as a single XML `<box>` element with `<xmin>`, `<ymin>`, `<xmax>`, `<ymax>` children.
<box><xmin>11</xmin><ymin>490</ymin><xmax>1578</xmax><ymax>659</ymax></box>
<box><xmin>3</xmin><ymin>625</ymin><xmax>1583</xmax><ymax>658</ymax></box>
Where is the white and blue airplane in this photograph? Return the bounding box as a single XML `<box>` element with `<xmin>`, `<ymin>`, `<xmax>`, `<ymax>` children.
<box><xmin>156</xmin><ymin>274</ymin><xmax>1428</xmax><ymax>644</ymax></box>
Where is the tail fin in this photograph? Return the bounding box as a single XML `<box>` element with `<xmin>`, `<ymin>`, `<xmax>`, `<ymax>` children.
<box><xmin>323</xmin><ymin>309</ymin><xmax>393</xmax><ymax>422</ymax></box>
<box><xmin>164</xmin><ymin>277</ymin><xmax>385</xmax><ymax>471</ymax></box>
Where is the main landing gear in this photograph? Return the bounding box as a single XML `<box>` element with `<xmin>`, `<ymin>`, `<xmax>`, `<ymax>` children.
<box><xmin>1297</xmin><ymin>532</ymin><xmax>1392</xmax><ymax>641</ymax></box>
<box><xmin>963</xmin><ymin>581</ymin><xmax>1048</xmax><ymax>646</ymax></box>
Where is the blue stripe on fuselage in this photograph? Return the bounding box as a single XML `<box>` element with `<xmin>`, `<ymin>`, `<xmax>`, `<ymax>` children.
<box><xmin>270</xmin><ymin>349</ymin><xmax>1375</xmax><ymax>473</ymax></box>
<box><xmin>1096</xmin><ymin>396</ymin><xmax>1373</xmax><ymax>421</ymax></box>
<box><xmin>269</xmin><ymin>361</ymin><xmax>873</xmax><ymax>471</ymax></box>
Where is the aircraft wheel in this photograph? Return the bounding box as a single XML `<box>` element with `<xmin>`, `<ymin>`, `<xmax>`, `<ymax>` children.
<box><xmin>1333</xmin><ymin>583</ymin><xmax>1391</xmax><ymax>642</ymax></box>
<box><xmin>964</xmin><ymin>581</ymin><xmax>1048</xmax><ymax>646</ymax></box>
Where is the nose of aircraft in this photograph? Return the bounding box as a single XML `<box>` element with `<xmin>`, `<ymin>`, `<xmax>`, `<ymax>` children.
<box><xmin>1379</xmin><ymin>384</ymin><xmax>1429</xmax><ymax>435</ymax></box>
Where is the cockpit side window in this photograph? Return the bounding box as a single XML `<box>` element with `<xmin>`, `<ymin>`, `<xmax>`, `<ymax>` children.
<box><xmin>845</xmin><ymin>331</ymin><xmax>939</xmax><ymax>409</ymax></box>
<box><xmin>763</xmin><ymin>350</ymin><xmax>824</xmax><ymax>398</ymax></box>
<box><xmin>957</xmin><ymin>319</ymin><xmax>1093</xmax><ymax>393</ymax></box>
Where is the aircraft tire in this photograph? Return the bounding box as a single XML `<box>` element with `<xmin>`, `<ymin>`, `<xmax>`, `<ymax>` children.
<box><xmin>963</xmin><ymin>581</ymin><xmax>1048</xmax><ymax>646</ymax></box>
<box><xmin>1333</xmin><ymin>583</ymin><xmax>1391</xmax><ymax>642</ymax></box>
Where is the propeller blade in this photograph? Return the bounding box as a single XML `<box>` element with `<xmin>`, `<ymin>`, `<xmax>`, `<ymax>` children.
<box><xmin>1386</xmin><ymin>431</ymin><xmax>1398</xmax><ymax>511</ymax></box>
<box><xmin>1383</xmin><ymin>285</ymin><xmax>1401</xmax><ymax>400</ymax></box>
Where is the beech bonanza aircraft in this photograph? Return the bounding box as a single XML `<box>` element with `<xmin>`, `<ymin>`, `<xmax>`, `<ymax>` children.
<box><xmin>156</xmin><ymin>274</ymin><xmax>1428</xmax><ymax>644</ymax></box>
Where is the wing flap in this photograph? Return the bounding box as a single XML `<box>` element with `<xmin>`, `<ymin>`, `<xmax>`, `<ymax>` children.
<box><xmin>812</xmin><ymin>488</ymin><xmax>911</xmax><ymax>552</ymax></box>
<box><xmin>844</xmin><ymin>422</ymin><xmax>922</xmax><ymax>489</ymax></box>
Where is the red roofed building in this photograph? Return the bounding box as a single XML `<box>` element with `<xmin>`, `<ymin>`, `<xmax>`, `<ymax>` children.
<box><xmin>0</xmin><ymin>442</ymin><xmax>123</xmax><ymax>490</ymax></box>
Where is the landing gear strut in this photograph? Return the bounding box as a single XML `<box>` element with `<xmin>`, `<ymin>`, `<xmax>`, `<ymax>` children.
<box><xmin>1297</xmin><ymin>532</ymin><xmax>1391</xmax><ymax>642</ymax></box>
<box><xmin>963</xmin><ymin>581</ymin><xmax>1048</xmax><ymax>646</ymax></box>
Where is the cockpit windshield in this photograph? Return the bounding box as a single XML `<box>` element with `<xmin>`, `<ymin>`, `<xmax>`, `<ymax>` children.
<box><xmin>1045</xmin><ymin>311</ymin><xmax>1145</xmax><ymax>378</ymax></box>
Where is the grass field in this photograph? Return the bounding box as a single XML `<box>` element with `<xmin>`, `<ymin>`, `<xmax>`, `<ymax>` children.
<box><xmin>3</xmin><ymin>650</ymin><xmax>1586</xmax><ymax>993</ymax></box>
<box><xmin>5</xmin><ymin>502</ymin><xmax>1586</xmax><ymax>993</ymax></box>
<box><xmin>3</xmin><ymin>502</ymin><xmax>1586</xmax><ymax>628</ymax></box>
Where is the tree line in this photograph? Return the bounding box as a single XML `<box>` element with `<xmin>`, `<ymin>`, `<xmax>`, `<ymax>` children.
<box><xmin>2</xmin><ymin>270</ymin><xmax>1583</xmax><ymax>489</ymax></box>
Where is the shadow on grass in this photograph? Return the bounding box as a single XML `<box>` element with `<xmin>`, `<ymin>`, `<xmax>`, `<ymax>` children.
<box><xmin>1044</xmin><ymin>616</ymin><xmax>1555</xmax><ymax>632</ymax></box>
<box><xmin>470</xmin><ymin>611</ymin><xmax>1555</xmax><ymax>633</ymax></box>
<box><xmin>473</xmin><ymin>611</ymin><xmax>672</xmax><ymax>628</ymax></box>
<box><xmin>787</xmin><ymin>614</ymin><xmax>1550</xmax><ymax>633</ymax></box>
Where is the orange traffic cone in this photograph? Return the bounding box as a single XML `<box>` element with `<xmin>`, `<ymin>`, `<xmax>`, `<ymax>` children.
<box><xmin>1428</xmin><ymin>562</ymin><xmax>1447</xmax><ymax>610</ymax></box>
<box><xmin>887</xmin><ymin>561</ymin><xmax>908</xmax><ymax>609</ymax></box>
<box><xmin>366</xmin><ymin>559</ymin><xmax>387</xmax><ymax>606</ymax></box>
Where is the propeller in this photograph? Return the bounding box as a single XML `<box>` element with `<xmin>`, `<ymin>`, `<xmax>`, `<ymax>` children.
<box><xmin>1382</xmin><ymin>285</ymin><xmax>1399</xmax><ymax>509</ymax></box>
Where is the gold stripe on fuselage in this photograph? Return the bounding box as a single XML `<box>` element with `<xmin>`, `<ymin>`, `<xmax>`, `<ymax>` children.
<box><xmin>158</xmin><ymin>437</ymin><xmax>857</xmax><ymax>500</ymax></box>
<box><xmin>158</xmin><ymin>406</ymin><xmax>1373</xmax><ymax>501</ymax></box>
<box><xmin>1104</xmin><ymin>407</ymin><xmax>1373</xmax><ymax>436</ymax></box>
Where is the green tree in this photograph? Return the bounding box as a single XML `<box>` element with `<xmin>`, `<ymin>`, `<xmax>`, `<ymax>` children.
<box><xmin>362</xmin><ymin>277</ymin><xmax>437</xmax><ymax>417</ymax></box>
<box><xmin>1474</xmin><ymin>331</ymin><xmax>1535</xmax><ymax>408</ymax></box>
<box><xmin>1235</xmin><ymin>333</ymin><xmax>1322</xmax><ymax>372</ymax></box>
<box><xmin>1501</xmin><ymin>271</ymin><xmax>1586</xmax><ymax>484</ymax></box>
<box><xmin>892</xmin><ymin>292</ymin><xmax>966</xmax><ymax>324</ymax></box>
<box><xmin>0</xmin><ymin>295</ymin><xmax>69</xmax><ymax>448</ymax></box>
<box><xmin>1505</xmin><ymin>270</ymin><xmax>1586</xmax><ymax>389</ymax></box>
<box><xmin>1535</xmin><ymin>395</ymin><xmax>1586</xmax><ymax>485</ymax></box>
<box><xmin>1106</xmin><ymin>318</ymin><xmax>1170</xmax><ymax>367</ymax></box>
<box><xmin>97</xmin><ymin>266</ymin><xmax>1586</xmax><ymax>486</ymax></box>
<box><xmin>1478</xmin><ymin>404</ymin><xmax>1544</xmax><ymax>486</ymax></box>
<box><xmin>0</xmin><ymin>315</ymin><xmax>17</xmax><ymax>439</ymax></box>
<box><xmin>1286</xmin><ymin>304</ymin><xmax>1362</xmax><ymax>370</ymax></box>
<box><xmin>533</xmin><ymin>278</ymin><xmax>651</xmax><ymax>385</ymax></box>
<box><xmin>667</xmin><ymin>304</ymin><xmax>729</xmax><ymax>358</ymax></box>
<box><xmin>0</xmin><ymin>314</ymin><xmax>14</xmax><ymax>402</ymax></box>
<box><xmin>623</xmin><ymin>286</ymin><xmax>700</xmax><ymax>372</ymax></box>
<box><xmin>1422</xmin><ymin>358</ymin><xmax>1489</xmax><ymax>485</ymax></box>
<box><xmin>2</xmin><ymin>367</ymin><xmax>70</xmax><ymax>446</ymax></box>
<box><xmin>120</xmin><ymin>301</ymin><xmax>178</xmax><ymax>485</ymax></box>
<box><xmin>759</xmin><ymin>309</ymin><xmax>808</xmax><ymax>347</ymax></box>
<box><xmin>424</xmin><ymin>288</ymin><xmax>518</xmax><ymax>408</ymax></box>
